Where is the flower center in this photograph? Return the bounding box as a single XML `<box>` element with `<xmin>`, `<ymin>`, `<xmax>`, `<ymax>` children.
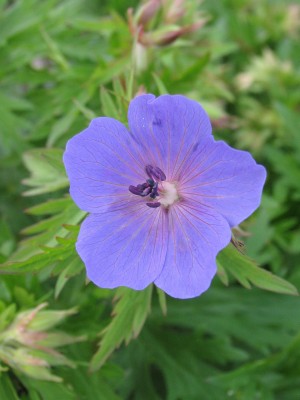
<box><xmin>128</xmin><ymin>165</ymin><xmax>179</xmax><ymax>209</ymax></box>
<box><xmin>159</xmin><ymin>182</ymin><xmax>179</xmax><ymax>207</ymax></box>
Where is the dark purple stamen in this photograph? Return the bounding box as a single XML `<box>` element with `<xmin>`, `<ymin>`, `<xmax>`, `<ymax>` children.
<box><xmin>146</xmin><ymin>202</ymin><xmax>161</xmax><ymax>208</ymax></box>
<box><xmin>145</xmin><ymin>165</ymin><xmax>166</xmax><ymax>182</ymax></box>
<box><xmin>149</xmin><ymin>182</ymin><xmax>158</xmax><ymax>199</ymax></box>
<box><xmin>129</xmin><ymin>185</ymin><xmax>143</xmax><ymax>195</ymax></box>
<box><xmin>129</xmin><ymin>184</ymin><xmax>152</xmax><ymax>197</ymax></box>
<box><xmin>128</xmin><ymin>165</ymin><xmax>166</xmax><ymax>208</ymax></box>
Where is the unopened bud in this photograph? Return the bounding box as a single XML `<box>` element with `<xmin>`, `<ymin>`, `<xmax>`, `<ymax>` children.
<box><xmin>127</xmin><ymin>8</ymin><xmax>135</xmax><ymax>36</ymax></box>
<box><xmin>0</xmin><ymin>303</ymin><xmax>83</xmax><ymax>381</ymax></box>
<box><xmin>164</xmin><ymin>0</ymin><xmax>185</xmax><ymax>23</ymax></box>
<box><xmin>285</xmin><ymin>5</ymin><xmax>300</xmax><ymax>35</ymax></box>
<box><xmin>140</xmin><ymin>19</ymin><xmax>206</xmax><ymax>46</ymax></box>
<box><xmin>17</xmin><ymin>331</ymin><xmax>48</xmax><ymax>347</ymax></box>
<box><xmin>135</xmin><ymin>0</ymin><xmax>161</xmax><ymax>26</ymax></box>
<box><xmin>27</xmin><ymin>307</ymin><xmax>77</xmax><ymax>331</ymax></box>
<box><xmin>37</xmin><ymin>332</ymin><xmax>85</xmax><ymax>348</ymax></box>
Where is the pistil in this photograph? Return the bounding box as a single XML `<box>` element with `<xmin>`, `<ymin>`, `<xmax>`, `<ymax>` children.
<box><xmin>159</xmin><ymin>182</ymin><xmax>179</xmax><ymax>207</ymax></box>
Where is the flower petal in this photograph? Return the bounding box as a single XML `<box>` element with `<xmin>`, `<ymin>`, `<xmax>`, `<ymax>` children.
<box><xmin>128</xmin><ymin>94</ymin><xmax>212</xmax><ymax>180</ymax></box>
<box><xmin>76</xmin><ymin>206</ymin><xmax>168</xmax><ymax>290</ymax></box>
<box><xmin>63</xmin><ymin>117</ymin><xmax>146</xmax><ymax>213</ymax></box>
<box><xmin>180</xmin><ymin>136</ymin><xmax>267</xmax><ymax>227</ymax></box>
<box><xmin>154</xmin><ymin>202</ymin><xmax>231</xmax><ymax>299</ymax></box>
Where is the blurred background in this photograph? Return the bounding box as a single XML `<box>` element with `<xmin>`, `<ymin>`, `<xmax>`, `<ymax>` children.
<box><xmin>0</xmin><ymin>0</ymin><xmax>300</xmax><ymax>398</ymax></box>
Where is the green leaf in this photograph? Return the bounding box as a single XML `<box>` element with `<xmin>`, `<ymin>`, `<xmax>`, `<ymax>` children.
<box><xmin>46</xmin><ymin>108</ymin><xmax>78</xmax><ymax>148</ymax></box>
<box><xmin>55</xmin><ymin>257</ymin><xmax>83</xmax><ymax>299</ymax></box>
<box><xmin>156</xmin><ymin>288</ymin><xmax>167</xmax><ymax>316</ymax></box>
<box><xmin>90</xmin><ymin>286</ymin><xmax>153</xmax><ymax>371</ymax></box>
<box><xmin>25</xmin><ymin>197</ymin><xmax>72</xmax><ymax>216</ymax></box>
<box><xmin>8</xmin><ymin>200</ymin><xmax>85</xmax><ymax>263</ymax></box>
<box><xmin>0</xmin><ymin>304</ymin><xmax>16</xmax><ymax>331</ymax></box>
<box><xmin>21</xmin><ymin>379</ymin><xmax>77</xmax><ymax>400</ymax></box>
<box><xmin>217</xmin><ymin>243</ymin><xmax>298</xmax><ymax>295</ymax></box>
<box><xmin>40</xmin><ymin>27</ymin><xmax>69</xmax><ymax>71</ymax></box>
<box><xmin>46</xmin><ymin>92</ymin><xmax>92</xmax><ymax>147</ymax></box>
<box><xmin>100</xmin><ymin>87</ymin><xmax>121</xmax><ymax>120</ymax></box>
<box><xmin>0</xmin><ymin>251</ymin><xmax>57</xmax><ymax>274</ymax></box>
<box><xmin>0</xmin><ymin>374</ymin><xmax>20</xmax><ymax>400</ymax></box>
<box><xmin>0</xmin><ymin>231</ymin><xmax>81</xmax><ymax>275</ymax></box>
<box><xmin>63</xmin><ymin>363</ymin><xmax>122</xmax><ymax>400</ymax></box>
<box><xmin>124</xmin><ymin>326</ymin><xmax>226</xmax><ymax>400</ymax></box>
<box><xmin>176</xmin><ymin>52</ymin><xmax>210</xmax><ymax>83</ymax></box>
<box><xmin>0</xmin><ymin>0</ymin><xmax>48</xmax><ymax>46</ymax></box>
<box><xmin>13</xmin><ymin>287</ymin><xmax>35</xmax><ymax>308</ymax></box>
<box><xmin>72</xmin><ymin>98</ymin><xmax>96</xmax><ymax>121</ymax></box>
<box><xmin>152</xmin><ymin>73</ymin><xmax>169</xmax><ymax>95</ymax></box>
<box><xmin>88</xmin><ymin>55</ymin><xmax>131</xmax><ymax>88</ymax></box>
<box><xmin>22</xmin><ymin>148</ymin><xmax>69</xmax><ymax>196</ymax></box>
<box><xmin>216</xmin><ymin>261</ymin><xmax>229</xmax><ymax>286</ymax></box>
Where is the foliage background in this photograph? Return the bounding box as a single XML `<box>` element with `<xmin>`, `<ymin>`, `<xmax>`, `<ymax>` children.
<box><xmin>0</xmin><ymin>0</ymin><xmax>300</xmax><ymax>398</ymax></box>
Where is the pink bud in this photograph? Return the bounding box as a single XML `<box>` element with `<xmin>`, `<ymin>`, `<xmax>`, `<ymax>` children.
<box><xmin>164</xmin><ymin>0</ymin><xmax>185</xmax><ymax>23</ymax></box>
<box><xmin>19</xmin><ymin>331</ymin><xmax>48</xmax><ymax>347</ymax></box>
<box><xmin>140</xmin><ymin>19</ymin><xmax>206</xmax><ymax>46</ymax></box>
<box><xmin>135</xmin><ymin>0</ymin><xmax>162</xmax><ymax>26</ymax></box>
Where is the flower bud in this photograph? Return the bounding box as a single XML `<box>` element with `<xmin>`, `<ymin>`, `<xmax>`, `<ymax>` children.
<box><xmin>140</xmin><ymin>19</ymin><xmax>206</xmax><ymax>46</ymax></box>
<box><xmin>0</xmin><ymin>303</ymin><xmax>83</xmax><ymax>381</ymax></box>
<box><xmin>285</xmin><ymin>5</ymin><xmax>300</xmax><ymax>36</ymax></box>
<box><xmin>163</xmin><ymin>0</ymin><xmax>185</xmax><ymax>23</ymax></box>
<box><xmin>135</xmin><ymin>0</ymin><xmax>161</xmax><ymax>26</ymax></box>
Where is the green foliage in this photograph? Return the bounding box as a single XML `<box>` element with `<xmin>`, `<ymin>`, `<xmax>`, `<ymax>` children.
<box><xmin>90</xmin><ymin>286</ymin><xmax>153</xmax><ymax>371</ymax></box>
<box><xmin>217</xmin><ymin>243</ymin><xmax>298</xmax><ymax>295</ymax></box>
<box><xmin>115</xmin><ymin>286</ymin><xmax>300</xmax><ymax>400</ymax></box>
<box><xmin>22</xmin><ymin>149</ymin><xmax>69</xmax><ymax>196</ymax></box>
<box><xmin>0</xmin><ymin>0</ymin><xmax>300</xmax><ymax>398</ymax></box>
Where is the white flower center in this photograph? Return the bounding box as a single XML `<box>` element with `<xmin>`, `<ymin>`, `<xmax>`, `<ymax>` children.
<box><xmin>159</xmin><ymin>182</ymin><xmax>179</xmax><ymax>208</ymax></box>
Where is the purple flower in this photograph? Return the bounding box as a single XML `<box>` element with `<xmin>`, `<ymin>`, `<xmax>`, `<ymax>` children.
<box><xmin>63</xmin><ymin>94</ymin><xmax>266</xmax><ymax>299</ymax></box>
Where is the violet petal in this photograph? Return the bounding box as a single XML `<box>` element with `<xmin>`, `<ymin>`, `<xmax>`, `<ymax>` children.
<box><xmin>128</xmin><ymin>94</ymin><xmax>212</xmax><ymax>179</ymax></box>
<box><xmin>76</xmin><ymin>208</ymin><xmax>168</xmax><ymax>290</ymax></box>
<box><xmin>154</xmin><ymin>202</ymin><xmax>231</xmax><ymax>299</ymax></box>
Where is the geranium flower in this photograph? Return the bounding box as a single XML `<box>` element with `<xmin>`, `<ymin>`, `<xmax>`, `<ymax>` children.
<box><xmin>63</xmin><ymin>94</ymin><xmax>266</xmax><ymax>299</ymax></box>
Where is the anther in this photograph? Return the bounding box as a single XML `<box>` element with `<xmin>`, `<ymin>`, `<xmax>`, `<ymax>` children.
<box><xmin>128</xmin><ymin>165</ymin><xmax>166</xmax><ymax>207</ymax></box>
<box><xmin>146</xmin><ymin>202</ymin><xmax>161</xmax><ymax>208</ymax></box>
<box><xmin>145</xmin><ymin>165</ymin><xmax>166</xmax><ymax>181</ymax></box>
<box><xmin>149</xmin><ymin>182</ymin><xmax>158</xmax><ymax>198</ymax></box>
<box><xmin>129</xmin><ymin>185</ymin><xmax>142</xmax><ymax>195</ymax></box>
